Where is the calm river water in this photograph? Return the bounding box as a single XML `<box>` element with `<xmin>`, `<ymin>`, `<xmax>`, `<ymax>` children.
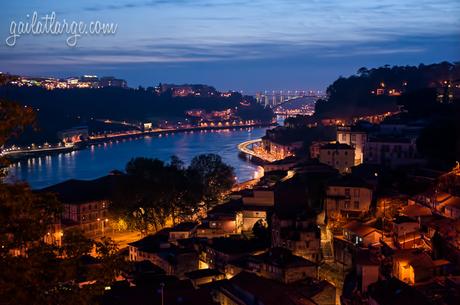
<box><xmin>7</xmin><ymin>127</ymin><xmax>269</xmax><ymax>189</ymax></box>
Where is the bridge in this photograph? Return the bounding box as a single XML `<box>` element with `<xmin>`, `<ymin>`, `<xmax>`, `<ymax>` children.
<box><xmin>255</xmin><ymin>90</ymin><xmax>322</xmax><ymax>108</ymax></box>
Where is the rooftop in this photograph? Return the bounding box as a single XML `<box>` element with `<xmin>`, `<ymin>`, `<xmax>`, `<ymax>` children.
<box><xmin>368</xmin><ymin>278</ymin><xmax>432</xmax><ymax>305</ymax></box>
<box><xmin>343</xmin><ymin>221</ymin><xmax>378</xmax><ymax>237</ymax></box>
<box><xmin>253</xmin><ymin>247</ymin><xmax>316</xmax><ymax>268</ymax></box>
<box><xmin>39</xmin><ymin>175</ymin><xmax>124</xmax><ymax>204</ymax></box>
<box><xmin>185</xmin><ymin>269</ymin><xmax>223</xmax><ymax>280</ymax></box>
<box><xmin>320</xmin><ymin>141</ymin><xmax>353</xmax><ymax>150</ymax></box>
<box><xmin>170</xmin><ymin>222</ymin><xmax>199</xmax><ymax>232</ymax></box>
<box><xmin>207</xmin><ymin>237</ymin><xmax>267</xmax><ymax>255</ymax></box>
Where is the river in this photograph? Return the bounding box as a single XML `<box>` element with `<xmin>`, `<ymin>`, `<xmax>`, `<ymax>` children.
<box><xmin>7</xmin><ymin>127</ymin><xmax>269</xmax><ymax>189</ymax></box>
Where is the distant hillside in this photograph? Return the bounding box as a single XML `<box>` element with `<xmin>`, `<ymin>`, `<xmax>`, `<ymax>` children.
<box><xmin>315</xmin><ymin>61</ymin><xmax>460</xmax><ymax>118</ymax></box>
<box><xmin>0</xmin><ymin>86</ymin><xmax>273</xmax><ymax>145</ymax></box>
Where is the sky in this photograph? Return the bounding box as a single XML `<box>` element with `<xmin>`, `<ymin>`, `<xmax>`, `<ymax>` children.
<box><xmin>0</xmin><ymin>0</ymin><xmax>459</xmax><ymax>93</ymax></box>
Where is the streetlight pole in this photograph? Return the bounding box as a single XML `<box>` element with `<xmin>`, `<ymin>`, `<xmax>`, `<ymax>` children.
<box><xmin>160</xmin><ymin>283</ymin><xmax>165</xmax><ymax>305</ymax></box>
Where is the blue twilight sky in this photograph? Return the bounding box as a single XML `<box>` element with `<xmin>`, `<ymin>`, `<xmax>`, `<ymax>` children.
<box><xmin>0</xmin><ymin>0</ymin><xmax>459</xmax><ymax>93</ymax></box>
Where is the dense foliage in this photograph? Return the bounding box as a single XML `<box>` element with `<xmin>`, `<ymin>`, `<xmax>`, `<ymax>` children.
<box><xmin>0</xmin><ymin>85</ymin><xmax>274</xmax><ymax>145</ymax></box>
<box><xmin>0</xmin><ymin>99</ymin><xmax>126</xmax><ymax>304</ymax></box>
<box><xmin>110</xmin><ymin>154</ymin><xmax>235</xmax><ymax>235</ymax></box>
<box><xmin>315</xmin><ymin>61</ymin><xmax>460</xmax><ymax>118</ymax></box>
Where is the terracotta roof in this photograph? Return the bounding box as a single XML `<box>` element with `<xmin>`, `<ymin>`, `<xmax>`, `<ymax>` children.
<box><xmin>343</xmin><ymin>221</ymin><xmax>378</xmax><ymax>237</ymax></box>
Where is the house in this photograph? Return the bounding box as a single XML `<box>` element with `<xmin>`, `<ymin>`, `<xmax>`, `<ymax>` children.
<box><xmin>261</xmin><ymin>136</ymin><xmax>303</xmax><ymax>160</ymax></box>
<box><xmin>226</xmin><ymin>247</ymin><xmax>317</xmax><ymax>284</ymax></box>
<box><xmin>333</xmin><ymin>221</ymin><xmax>381</xmax><ymax>268</ymax></box>
<box><xmin>128</xmin><ymin>230</ymin><xmax>198</xmax><ymax>278</ymax></box>
<box><xmin>343</xmin><ymin>221</ymin><xmax>381</xmax><ymax>247</ymax></box>
<box><xmin>440</xmin><ymin>196</ymin><xmax>460</xmax><ymax>219</ymax></box>
<box><xmin>399</xmin><ymin>204</ymin><xmax>432</xmax><ymax>218</ymax></box>
<box><xmin>336</xmin><ymin>124</ymin><xmax>371</xmax><ymax>165</ymax></box>
<box><xmin>169</xmin><ymin>222</ymin><xmax>199</xmax><ymax>242</ymax></box>
<box><xmin>242</xmin><ymin>189</ymin><xmax>275</xmax><ymax>207</ymax></box>
<box><xmin>355</xmin><ymin>249</ymin><xmax>380</xmax><ymax>293</ymax></box>
<box><xmin>410</xmin><ymin>191</ymin><xmax>451</xmax><ymax>211</ymax></box>
<box><xmin>392</xmin><ymin>249</ymin><xmax>451</xmax><ymax>285</ymax></box>
<box><xmin>309</xmin><ymin>141</ymin><xmax>331</xmax><ymax>159</ymax></box>
<box><xmin>364</xmin><ymin>135</ymin><xmax>422</xmax><ymax>168</ymax></box>
<box><xmin>392</xmin><ymin>216</ymin><xmax>421</xmax><ymax>249</ymax></box>
<box><xmin>184</xmin><ymin>269</ymin><xmax>225</xmax><ymax>288</ymax></box>
<box><xmin>271</xmin><ymin>212</ymin><xmax>321</xmax><ymax>263</ymax></box>
<box><xmin>325</xmin><ymin>176</ymin><xmax>373</xmax><ymax>219</ymax></box>
<box><xmin>319</xmin><ymin>142</ymin><xmax>355</xmax><ymax>173</ymax></box>
<box><xmin>241</xmin><ymin>189</ymin><xmax>274</xmax><ymax>231</ymax></box>
<box><xmin>263</xmin><ymin>156</ymin><xmax>299</xmax><ymax>172</ymax></box>
<box><xmin>41</xmin><ymin>176</ymin><xmax>118</xmax><ymax>236</ymax></box>
<box><xmin>368</xmin><ymin>278</ymin><xmax>432</xmax><ymax>305</ymax></box>
<box><xmin>197</xmin><ymin>200</ymin><xmax>243</xmax><ymax>238</ymax></box>
<box><xmin>102</xmin><ymin>276</ymin><xmax>219</xmax><ymax>305</ymax></box>
<box><xmin>213</xmin><ymin>271</ymin><xmax>336</xmax><ymax>305</ymax></box>
<box><xmin>201</xmin><ymin>237</ymin><xmax>267</xmax><ymax>272</ymax></box>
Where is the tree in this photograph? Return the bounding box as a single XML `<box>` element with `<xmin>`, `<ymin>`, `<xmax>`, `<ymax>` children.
<box><xmin>0</xmin><ymin>100</ymin><xmax>35</xmax><ymax>172</ymax></box>
<box><xmin>61</xmin><ymin>228</ymin><xmax>94</xmax><ymax>259</ymax></box>
<box><xmin>94</xmin><ymin>237</ymin><xmax>127</xmax><ymax>285</ymax></box>
<box><xmin>0</xmin><ymin>100</ymin><xmax>123</xmax><ymax>304</ymax></box>
<box><xmin>189</xmin><ymin>153</ymin><xmax>235</xmax><ymax>206</ymax></box>
<box><xmin>252</xmin><ymin>219</ymin><xmax>269</xmax><ymax>242</ymax></box>
<box><xmin>111</xmin><ymin>156</ymin><xmax>203</xmax><ymax>234</ymax></box>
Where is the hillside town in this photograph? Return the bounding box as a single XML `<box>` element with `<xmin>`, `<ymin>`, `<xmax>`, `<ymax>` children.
<box><xmin>2</xmin><ymin>62</ymin><xmax>460</xmax><ymax>305</ymax></box>
<box><xmin>23</xmin><ymin>105</ymin><xmax>459</xmax><ymax>305</ymax></box>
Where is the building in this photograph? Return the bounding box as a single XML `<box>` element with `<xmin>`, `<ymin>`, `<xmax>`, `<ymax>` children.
<box><xmin>128</xmin><ymin>230</ymin><xmax>198</xmax><ymax>278</ymax></box>
<box><xmin>325</xmin><ymin>176</ymin><xmax>373</xmax><ymax>219</ymax></box>
<box><xmin>309</xmin><ymin>141</ymin><xmax>330</xmax><ymax>159</ymax></box>
<box><xmin>240</xmin><ymin>189</ymin><xmax>274</xmax><ymax>232</ymax></box>
<box><xmin>333</xmin><ymin>221</ymin><xmax>381</xmax><ymax>268</ymax></box>
<box><xmin>355</xmin><ymin>250</ymin><xmax>380</xmax><ymax>293</ymax></box>
<box><xmin>261</xmin><ymin>137</ymin><xmax>303</xmax><ymax>160</ymax></box>
<box><xmin>57</xmin><ymin>126</ymin><xmax>89</xmax><ymax>144</ymax></box>
<box><xmin>213</xmin><ymin>271</ymin><xmax>336</xmax><ymax>305</ymax></box>
<box><xmin>368</xmin><ymin>278</ymin><xmax>433</xmax><ymax>305</ymax></box>
<box><xmin>200</xmin><ymin>237</ymin><xmax>267</xmax><ymax>271</ymax></box>
<box><xmin>392</xmin><ymin>249</ymin><xmax>450</xmax><ymax>285</ymax></box>
<box><xmin>319</xmin><ymin>142</ymin><xmax>355</xmax><ymax>173</ymax></box>
<box><xmin>391</xmin><ymin>216</ymin><xmax>422</xmax><ymax>249</ymax></box>
<box><xmin>197</xmin><ymin>199</ymin><xmax>243</xmax><ymax>238</ymax></box>
<box><xmin>102</xmin><ymin>275</ymin><xmax>218</xmax><ymax>305</ymax></box>
<box><xmin>263</xmin><ymin>156</ymin><xmax>299</xmax><ymax>172</ymax></box>
<box><xmin>439</xmin><ymin>195</ymin><xmax>460</xmax><ymax>219</ymax></box>
<box><xmin>99</xmin><ymin>76</ymin><xmax>127</xmax><ymax>88</ymax></box>
<box><xmin>364</xmin><ymin>135</ymin><xmax>421</xmax><ymax>167</ymax></box>
<box><xmin>169</xmin><ymin>222</ymin><xmax>199</xmax><ymax>242</ymax></box>
<box><xmin>271</xmin><ymin>212</ymin><xmax>321</xmax><ymax>263</ymax></box>
<box><xmin>336</xmin><ymin>125</ymin><xmax>370</xmax><ymax>165</ymax></box>
<box><xmin>226</xmin><ymin>248</ymin><xmax>317</xmax><ymax>284</ymax></box>
<box><xmin>184</xmin><ymin>269</ymin><xmax>225</xmax><ymax>288</ymax></box>
<box><xmin>40</xmin><ymin>176</ymin><xmax>117</xmax><ymax>236</ymax></box>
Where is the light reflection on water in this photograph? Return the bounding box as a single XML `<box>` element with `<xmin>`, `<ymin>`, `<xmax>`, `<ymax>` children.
<box><xmin>7</xmin><ymin>127</ymin><xmax>268</xmax><ymax>189</ymax></box>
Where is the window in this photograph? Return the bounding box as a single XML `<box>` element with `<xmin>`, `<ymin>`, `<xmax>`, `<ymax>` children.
<box><xmin>354</xmin><ymin>201</ymin><xmax>360</xmax><ymax>209</ymax></box>
<box><xmin>345</xmin><ymin>188</ymin><xmax>350</xmax><ymax>196</ymax></box>
<box><xmin>353</xmin><ymin>189</ymin><xmax>360</xmax><ymax>197</ymax></box>
<box><xmin>345</xmin><ymin>200</ymin><xmax>351</xmax><ymax>209</ymax></box>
